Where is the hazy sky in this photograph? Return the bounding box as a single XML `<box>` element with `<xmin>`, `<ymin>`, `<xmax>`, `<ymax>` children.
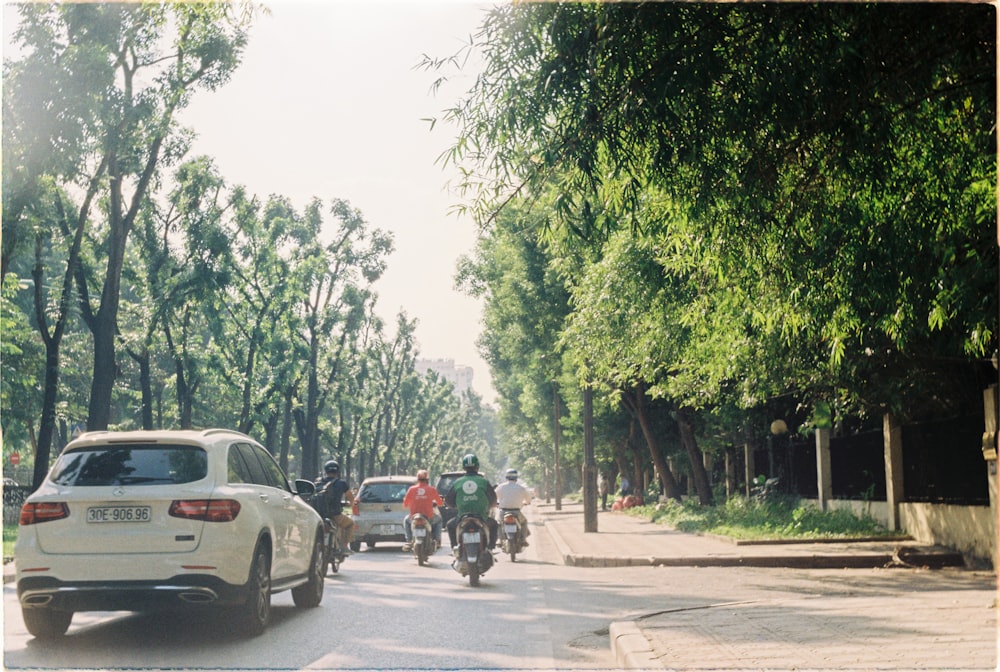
<box><xmin>4</xmin><ymin>0</ymin><xmax>499</xmax><ymax>403</ymax></box>
<box><xmin>178</xmin><ymin>1</ymin><xmax>497</xmax><ymax>402</ymax></box>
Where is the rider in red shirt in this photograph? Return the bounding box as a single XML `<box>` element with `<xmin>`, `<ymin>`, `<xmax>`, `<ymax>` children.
<box><xmin>402</xmin><ymin>469</ymin><xmax>443</xmax><ymax>551</ymax></box>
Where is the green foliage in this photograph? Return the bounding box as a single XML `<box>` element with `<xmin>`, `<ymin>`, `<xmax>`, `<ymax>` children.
<box><xmin>630</xmin><ymin>497</ymin><xmax>894</xmax><ymax>541</ymax></box>
<box><xmin>3</xmin><ymin>525</ymin><xmax>16</xmax><ymax>560</ymax></box>
<box><xmin>0</xmin><ymin>275</ymin><xmax>43</xmax><ymax>446</ymax></box>
<box><xmin>430</xmin><ymin>2</ymin><xmax>996</xmax><ymax>492</ymax></box>
<box><xmin>1</xmin><ymin>5</ymin><xmax>499</xmax><ymax>488</ymax></box>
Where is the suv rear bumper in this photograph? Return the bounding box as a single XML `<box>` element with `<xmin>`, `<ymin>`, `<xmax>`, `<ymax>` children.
<box><xmin>17</xmin><ymin>574</ymin><xmax>250</xmax><ymax>612</ymax></box>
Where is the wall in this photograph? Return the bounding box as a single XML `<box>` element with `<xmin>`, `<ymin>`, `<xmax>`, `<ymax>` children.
<box><xmin>900</xmin><ymin>502</ymin><xmax>995</xmax><ymax>569</ymax></box>
<box><xmin>803</xmin><ymin>498</ymin><xmax>891</xmax><ymax>527</ymax></box>
<box><xmin>802</xmin><ymin>498</ymin><xmax>993</xmax><ymax>568</ymax></box>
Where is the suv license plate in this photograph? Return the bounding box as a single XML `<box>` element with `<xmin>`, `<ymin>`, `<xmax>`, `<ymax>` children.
<box><xmin>87</xmin><ymin>506</ymin><xmax>152</xmax><ymax>523</ymax></box>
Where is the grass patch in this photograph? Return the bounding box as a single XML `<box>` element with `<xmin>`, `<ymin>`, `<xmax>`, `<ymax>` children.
<box><xmin>627</xmin><ymin>496</ymin><xmax>895</xmax><ymax>541</ymax></box>
<box><xmin>4</xmin><ymin>524</ymin><xmax>17</xmax><ymax>559</ymax></box>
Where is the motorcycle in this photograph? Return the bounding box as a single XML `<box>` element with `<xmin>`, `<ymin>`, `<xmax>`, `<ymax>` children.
<box><xmin>410</xmin><ymin>512</ymin><xmax>436</xmax><ymax>566</ymax></box>
<box><xmin>322</xmin><ymin>517</ymin><xmax>349</xmax><ymax>575</ymax></box>
<box><xmin>451</xmin><ymin>513</ymin><xmax>494</xmax><ymax>586</ymax></box>
<box><xmin>499</xmin><ymin>508</ymin><xmax>524</xmax><ymax>562</ymax></box>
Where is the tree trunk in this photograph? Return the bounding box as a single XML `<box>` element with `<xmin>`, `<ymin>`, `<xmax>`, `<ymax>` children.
<box><xmin>87</xmin><ymin>309</ymin><xmax>118</xmax><ymax>430</ymax></box>
<box><xmin>138</xmin><ymin>351</ymin><xmax>154</xmax><ymax>430</ymax></box>
<box><xmin>632</xmin><ymin>386</ymin><xmax>683</xmax><ymax>501</ymax></box>
<box><xmin>33</xmin><ymin>345</ymin><xmax>61</xmax><ymax>489</ymax></box>
<box><xmin>86</xmin><ymin>154</ymin><xmax>129</xmax><ymax>430</ymax></box>
<box><xmin>279</xmin><ymin>385</ymin><xmax>294</xmax><ymax>475</ymax></box>
<box><xmin>676</xmin><ymin>406</ymin><xmax>714</xmax><ymax>505</ymax></box>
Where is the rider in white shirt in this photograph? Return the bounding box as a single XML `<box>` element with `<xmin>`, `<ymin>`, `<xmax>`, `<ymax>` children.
<box><xmin>495</xmin><ymin>469</ymin><xmax>532</xmax><ymax>545</ymax></box>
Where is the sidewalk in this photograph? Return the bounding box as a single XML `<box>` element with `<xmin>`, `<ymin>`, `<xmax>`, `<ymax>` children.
<box><xmin>535</xmin><ymin>502</ymin><xmax>998</xmax><ymax>671</ymax></box>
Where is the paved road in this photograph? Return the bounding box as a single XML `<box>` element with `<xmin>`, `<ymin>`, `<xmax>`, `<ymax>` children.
<box><xmin>5</xmin><ymin>503</ymin><xmax>997</xmax><ymax>671</ymax></box>
<box><xmin>3</xmin><ymin>509</ymin><xmax>617</xmax><ymax>670</ymax></box>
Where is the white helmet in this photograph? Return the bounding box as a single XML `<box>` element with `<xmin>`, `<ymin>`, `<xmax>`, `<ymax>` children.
<box><xmin>505</xmin><ymin>469</ymin><xmax>518</xmax><ymax>481</ymax></box>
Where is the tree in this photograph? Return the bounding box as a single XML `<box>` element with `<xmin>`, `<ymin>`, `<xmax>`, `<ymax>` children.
<box><xmin>4</xmin><ymin>3</ymin><xmax>254</xmax><ymax>439</ymax></box>
<box><xmin>291</xmin><ymin>198</ymin><xmax>393</xmax><ymax>480</ymax></box>
<box><xmin>0</xmin><ymin>274</ymin><xmax>44</xmax><ymax>459</ymax></box>
<box><xmin>439</xmin><ymin>2</ymin><xmax>995</xmax><ymax>466</ymax></box>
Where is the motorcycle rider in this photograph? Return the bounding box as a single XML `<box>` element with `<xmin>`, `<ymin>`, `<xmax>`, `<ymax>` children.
<box><xmin>445</xmin><ymin>453</ymin><xmax>498</xmax><ymax>552</ymax></box>
<box><xmin>495</xmin><ymin>468</ymin><xmax>532</xmax><ymax>546</ymax></box>
<box><xmin>314</xmin><ymin>460</ymin><xmax>356</xmax><ymax>551</ymax></box>
<box><xmin>402</xmin><ymin>468</ymin><xmax>444</xmax><ymax>551</ymax></box>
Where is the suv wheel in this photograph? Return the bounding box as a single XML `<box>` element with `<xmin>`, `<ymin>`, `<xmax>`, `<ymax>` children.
<box><xmin>22</xmin><ymin>608</ymin><xmax>73</xmax><ymax>638</ymax></box>
<box><xmin>292</xmin><ymin>533</ymin><xmax>325</xmax><ymax>608</ymax></box>
<box><xmin>233</xmin><ymin>543</ymin><xmax>271</xmax><ymax>637</ymax></box>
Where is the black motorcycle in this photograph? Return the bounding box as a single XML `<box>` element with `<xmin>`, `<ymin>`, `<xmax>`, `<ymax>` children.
<box><xmin>410</xmin><ymin>512</ymin><xmax>436</xmax><ymax>566</ymax></box>
<box><xmin>451</xmin><ymin>513</ymin><xmax>494</xmax><ymax>586</ymax></box>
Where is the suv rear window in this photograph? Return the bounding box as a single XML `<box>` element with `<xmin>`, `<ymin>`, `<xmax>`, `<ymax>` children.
<box><xmin>50</xmin><ymin>445</ymin><xmax>208</xmax><ymax>486</ymax></box>
<box><xmin>435</xmin><ymin>473</ymin><xmax>463</xmax><ymax>498</ymax></box>
<box><xmin>358</xmin><ymin>482</ymin><xmax>410</xmax><ymax>504</ymax></box>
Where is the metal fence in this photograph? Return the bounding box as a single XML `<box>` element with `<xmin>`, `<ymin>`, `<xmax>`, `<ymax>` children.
<box><xmin>733</xmin><ymin>414</ymin><xmax>988</xmax><ymax>505</ymax></box>
<box><xmin>3</xmin><ymin>485</ymin><xmax>31</xmax><ymax>526</ymax></box>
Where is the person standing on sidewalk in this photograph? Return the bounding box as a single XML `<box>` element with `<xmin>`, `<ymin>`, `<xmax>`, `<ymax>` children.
<box><xmin>620</xmin><ymin>474</ymin><xmax>632</xmax><ymax>497</ymax></box>
<box><xmin>598</xmin><ymin>472</ymin><xmax>610</xmax><ymax>511</ymax></box>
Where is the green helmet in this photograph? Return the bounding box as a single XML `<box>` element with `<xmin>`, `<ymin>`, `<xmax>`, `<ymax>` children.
<box><xmin>462</xmin><ymin>454</ymin><xmax>479</xmax><ymax>470</ymax></box>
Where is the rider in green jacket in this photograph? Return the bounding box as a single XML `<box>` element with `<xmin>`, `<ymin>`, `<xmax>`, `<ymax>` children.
<box><xmin>445</xmin><ymin>453</ymin><xmax>498</xmax><ymax>551</ymax></box>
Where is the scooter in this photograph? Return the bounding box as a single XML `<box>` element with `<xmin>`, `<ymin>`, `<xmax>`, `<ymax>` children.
<box><xmin>410</xmin><ymin>512</ymin><xmax>436</xmax><ymax>566</ymax></box>
<box><xmin>452</xmin><ymin>513</ymin><xmax>494</xmax><ymax>586</ymax></box>
<box><xmin>499</xmin><ymin>508</ymin><xmax>524</xmax><ymax>562</ymax></box>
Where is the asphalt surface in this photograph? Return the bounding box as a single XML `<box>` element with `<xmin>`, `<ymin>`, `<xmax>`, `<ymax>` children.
<box><xmin>536</xmin><ymin>501</ymin><xmax>998</xmax><ymax>671</ymax></box>
<box><xmin>5</xmin><ymin>504</ymin><xmax>996</xmax><ymax>671</ymax></box>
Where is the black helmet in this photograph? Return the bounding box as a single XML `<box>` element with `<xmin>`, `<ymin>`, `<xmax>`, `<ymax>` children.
<box><xmin>462</xmin><ymin>454</ymin><xmax>479</xmax><ymax>471</ymax></box>
<box><xmin>324</xmin><ymin>460</ymin><xmax>340</xmax><ymax>474</ymax></box>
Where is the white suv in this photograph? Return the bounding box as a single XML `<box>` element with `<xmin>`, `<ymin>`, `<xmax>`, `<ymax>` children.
<box><xmin>15</xmin><ymin>429</ymin><xmax>325</xmax><ymax>638</ymax></box>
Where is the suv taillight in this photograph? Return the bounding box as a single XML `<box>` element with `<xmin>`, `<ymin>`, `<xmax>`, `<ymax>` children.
<box><xmin>20</xmin><ymin>502</ymin><xmax>70</xmax><ymax>525</ymax></box>
<box><xmin>169</xmin><ymin>499</ymin><xmax>241</xmax><ymax>522</ymax></box>
<box><xmin>352</xmin><ymin>500</ymin><xmax>359</xmax><ymax>516</ymax></box>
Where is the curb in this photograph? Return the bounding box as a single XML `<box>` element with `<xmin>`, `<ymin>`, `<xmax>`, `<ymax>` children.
<box><xmin>538</xmin><ymin>516</ymin><xmax>576</xmax><ymax>567</ymax></box>
<box><xmin>609</xmin><ymin>620</ymin><xmax>659</xmax><ymax>669</ymax></box>
<box><xmin>538</xmin><ymin>512</ymin><xmax>964</xmax><ymax>570</ymax></box>
<box><xmin>561</xmin><ymin>551</ymin><xmax>965</xmax><ymax>569</ymax></box>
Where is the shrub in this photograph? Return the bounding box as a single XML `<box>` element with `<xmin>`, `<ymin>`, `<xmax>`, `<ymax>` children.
<box><xmin>628</xmin><ymin>496</ymin><xmax>892</xmax><ymax>540</ymax></box>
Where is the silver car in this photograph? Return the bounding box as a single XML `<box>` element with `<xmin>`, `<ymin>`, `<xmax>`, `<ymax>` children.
<box><xmin>350</xmin><ymin>476</ymin><xmax>416</xmax><ymax>551</ymax></box>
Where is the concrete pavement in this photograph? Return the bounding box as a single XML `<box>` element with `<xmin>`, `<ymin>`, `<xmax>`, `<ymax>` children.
<box><xmin>535</xmin><ymin>501</ymin><xmax>998</xmax><ymax>671</ymax></box>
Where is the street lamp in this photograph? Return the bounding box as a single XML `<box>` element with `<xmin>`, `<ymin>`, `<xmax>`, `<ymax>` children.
<box><xmin>768</xmin><ymin>419</ymin><xmax>787</xmax><ymax>480</ymax></box>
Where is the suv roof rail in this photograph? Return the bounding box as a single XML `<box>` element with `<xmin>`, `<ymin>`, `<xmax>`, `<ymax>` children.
<box><xmin>200</xmin><ymin>428</ymin><xmax>253</xmax><ymax>439</ymax></box>
<box><xmin>72</xmin><ymin>431</ymin><xmax>110</xmax><ymax>440</ymax></box>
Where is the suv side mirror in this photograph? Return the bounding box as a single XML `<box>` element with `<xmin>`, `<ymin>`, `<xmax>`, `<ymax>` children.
<box><xmin>294</xmin><ymin>479</ymin><xmax>316</xmax><ymax>497</ymax></box>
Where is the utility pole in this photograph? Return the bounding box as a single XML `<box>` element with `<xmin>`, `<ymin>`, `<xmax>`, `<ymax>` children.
<box><xmin>554</xmin><ymin>381</ymin><xmax>562</xmax><ymax>511</ymax></box>
<box><xmin>583</xmin><ymin>383</ymin><xmax>598</xmax><ymax>532</ymax></box>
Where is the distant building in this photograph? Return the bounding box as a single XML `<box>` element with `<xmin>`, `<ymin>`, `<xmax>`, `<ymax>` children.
<box><xmin>415</xmin><ymin>358</ymin><xmax>473</xmax><ymax>397</ymax></box>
